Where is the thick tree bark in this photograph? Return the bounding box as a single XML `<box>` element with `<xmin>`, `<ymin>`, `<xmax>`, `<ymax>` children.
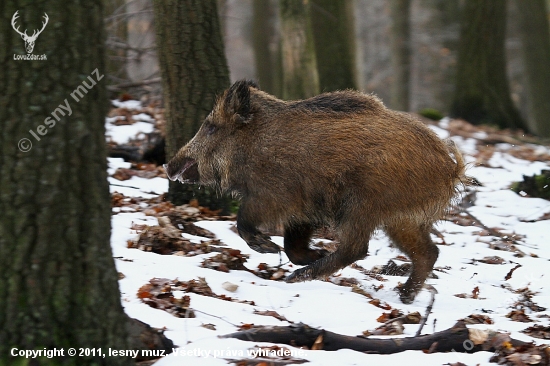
<box><xmin>252</xmin><ymin>0</ymin><xmax>282</xmax><ymax>98</ymax></box>
<box><xmin>153</xmin><ymin>0</ymin><xmax>232</xmax><ymax>213</ymax></box>
<box><xmin>280</xmin><ymin>0</ymin><xmax>320</xmax><ymax>100</ymax></box>
<box><xmin>310</xmin><ymin>0</ymin><xmax>357</xmax><ymax>92</ymax></box>
<box><xmin>516</xmin><ymin>0</ymin><xmax>550</xmax><ymax>137</ymax></box>
<box><xmin>450</xmin><ymin>0</ymin><xmax>527</xmax><ymax>131</ymax></box>
<box><xmin>0</xmin><ymin>1</ymin><xmax>132</xmax><ymax>365</ymax></box>
<box><xmin>389</xmin><ymin>0</ymin><xmax>411</xmax><ymax>111</ymax></box>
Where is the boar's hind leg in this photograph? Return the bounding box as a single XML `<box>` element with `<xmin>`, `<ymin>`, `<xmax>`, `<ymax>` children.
<box><xmin>384</xmin><ymin>222</ymin><xmax>439</xmax><ymax>304</ymax></box>
<box><xmin>236</xmin><ymin>204</ymin><xmax>281</xmax><ymax>254</ymax></box>
<box><xmin>284</xmin><ymin>223</ymin><xmax>329</xmax><ymax>265</ymax></box>
<box><xmin>286</xmin><ymin>222</ymin><xmax>374</xmax><ymax>283</ymax></box>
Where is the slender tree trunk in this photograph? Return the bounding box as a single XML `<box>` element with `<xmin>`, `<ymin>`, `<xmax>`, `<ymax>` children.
<box><xmin>516</xmin><ymin>0</ymin><xmax>550</xmax><ymax>137</ymax></box>
<box><xmin>153</xmin><ymin>0</ymin><xmax>232</xmax><ymax>213</ymax></box>
<box><xmin>104</xmin><ymin>0</ymin><xmax>129</xmax><ymax>83</ymax></box>
<box><xmin>252</xmin><ymin>0</ymin><xmax>282</xmax><ymax>98</ymax></box>
<box><xmin>410</xmin><ymin>0</ymin><xmax>460</xmax><ymax>114</ymax></box>
<box><xmin>389</xmin><ymin>0</ymin><xmax>411</xmax><ymax>111</ymax></box>
<box><xmin>310</xmin><ymin>0</ymin><xmax>357</xmax><ymax>92</ymax></box>
<box><xmin>0</xmin><ymin>1</ymin><xmax>131</xmax><ymax>365</ymax></box>
<box><xmin>126</xmin><ymin>0</ymin><xmax>157</xmax><ymax>83</ymax></box>
<box><xmin>280</xmin><ymin>0</ymin><xmax>319</xmax><ymax>100</ymax></box>
<box><xmin>450</xmin><ymin>0</ymin><xmax>526</xmax><ymax>131</ymax></box>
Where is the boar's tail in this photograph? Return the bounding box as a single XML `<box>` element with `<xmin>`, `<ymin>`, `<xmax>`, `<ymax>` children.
<box><xmin>446</xmin><ymin>139</ymin><xmax>481</xmax><ymax>187</ymax></box>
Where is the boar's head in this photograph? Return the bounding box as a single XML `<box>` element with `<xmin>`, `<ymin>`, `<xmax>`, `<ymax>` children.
<box><xmin>163</xmin><ymin>80</ymin><xmax>258</xmax><ymax>193</ymax></box>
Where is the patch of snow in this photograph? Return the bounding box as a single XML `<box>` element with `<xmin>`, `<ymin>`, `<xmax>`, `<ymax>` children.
<box><xmin>133</xmin><ymin>113</ymin><xmax>154</xmax><ymax>123</ymax></box>
<box><xmin>106</xmin><ymin>110</ymin><xmax>550</xmax><ymax>365</ymax></box>
<box><xmin>105</xmin><ymin>121</ymin><xmax>155</xmax><ymax>145</ymax></box>
<box><xmin>112</xmin><ymin>99</ymin><xmax>142</xmax><ymax>110</ymax></box>
<box><xmin>428</xmin><ymin>124</ymin><xmax>449</xmax><ymax>139</ymax></box>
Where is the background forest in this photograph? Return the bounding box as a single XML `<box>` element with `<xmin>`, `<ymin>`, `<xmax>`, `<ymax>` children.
<box><xmin>105</xmin><ymin>0</ymin><xmax>550</xmax><ymax>137</ymax></box>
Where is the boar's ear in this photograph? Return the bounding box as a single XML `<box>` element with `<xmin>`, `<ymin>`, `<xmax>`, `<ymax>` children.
<box><xmin>224</xmin><ymin>80</ymin><xmax>259</xmax><ymax>124</ymax></box>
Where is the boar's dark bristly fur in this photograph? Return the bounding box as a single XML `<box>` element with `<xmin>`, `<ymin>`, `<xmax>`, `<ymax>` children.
<box><xmin>164</xmin><ymin>80</ymin><xmax>469</xmax><ymax>303</ymax></box>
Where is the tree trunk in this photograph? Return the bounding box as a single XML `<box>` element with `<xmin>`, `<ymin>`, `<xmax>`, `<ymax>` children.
<box><xmin>280</xmin><ymin>0</ymin><xmax>320</xmax><ymax>100</ymax></box>
<box><xmin>310</xmin><ymin>0</ymin><xmax>357</xmax><ymax>92</ymax></box>
<box><xmin>125</xmin><ymin>0</ymin><xmax>158</xmax><ymax>83</ymax></box>
<box><xmin>450</xmin><ymin>0</ymin><xmax>527</xmax><ymax>131</ymax></box>
<box><xmin>104</xmin><ymin>0</ymin><xmax>129</xmax><ymax>83</ymax></box>
<box><xmin>153</xmin><ymin>0</ymin><xmax>232</xmax><ymax>213</ymax></box>
<box><xmin>410</xmin><ymin>0</ymin><xmax>460</xmax><ymax>114</ymax></box>
<box><xmin>252</xmin><ymin>0</ymin><xmax>282</xmax><ymax>98</ymax></box>
<box><xmin>0</xmin><ymin>1</ymin><xmax>132</xmax><ymax>365</ymax></box>
<box><xmin>389</xmin><ymin>0</ymin><xmax>411</xmax><ymax>111</ymax></box>
<box><xmin>516</xmin><ymin>0</ymin><xmax>550</xmax><ymax>137</ymax></box>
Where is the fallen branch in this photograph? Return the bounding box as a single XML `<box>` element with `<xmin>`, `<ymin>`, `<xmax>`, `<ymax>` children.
<box><xmin>221</xmin><ymin>321</ymin><xmax>530</xmax><ymax>355</ymax></box>
<box><xmin>415</xmin><ymin>285</ymin><xmax>437</xmax><ymax>337</ymax></box>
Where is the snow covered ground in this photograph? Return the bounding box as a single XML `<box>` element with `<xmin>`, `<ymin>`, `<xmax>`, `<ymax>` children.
<box><xmin>107</xmin><ymin>101</ymin><xmax>550</xmax><ymax>365</ymax></box>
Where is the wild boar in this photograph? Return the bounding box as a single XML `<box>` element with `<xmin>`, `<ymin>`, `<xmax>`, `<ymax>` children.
<box><xmin>164</xmin><ymin>80</ymin><xmax>468</xmax><ymax>303</ymax></box>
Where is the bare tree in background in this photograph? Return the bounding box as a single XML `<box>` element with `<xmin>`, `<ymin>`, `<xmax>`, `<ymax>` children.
<box><xmin>252</xmin><ymin>0</ymin><xmax>282</xmax><ymax>97</ymax></box>
<box><xmin>450</xmin><ymin>0</ymin><xmax>526</xmax><ymax>131</ymax></box>
<box><xmin>516</xmin><ymin>0</ymin><xmax>550</xmax><ymax>137</ymax></box>
<box><xmin>153</xmin><ymin>0</ymin><xmax>232</xmax><ymax>213</ymax></box>
<box><xmin>310</xmin><ymin>0</ymin><xmax>357</xmax><ymax>92</ymax></box>
<box><xmin>104</xmin><ymin>0</ymin><xmax>128</xmax><ymax>82</ymax></box>
<box><xmin>280</xmin><ymin>0</ymin><xmax>319</xmax><ymax>100</ymax></box>
<box><xmin>409</xmin><ymin>0</ymin><xmax>460</xmax><ymax>114</ymax></box>
<box><xmin>389</xmin><ymin>0</ymin><xmax>411</xmax><ymax>111</ymax></box>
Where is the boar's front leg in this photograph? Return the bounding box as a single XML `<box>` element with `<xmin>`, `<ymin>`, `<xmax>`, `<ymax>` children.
<box><xmin>284</xmin><ymin>223</ymin><xmax>329</xmax><ymax>265</ymax></box>
<box><xmin>286</xmin><ymin>221</ymin><xmax>374</xmax><ymax>283</ymax></box>
<box><xmin>237</xmin><ymin>203</ymin><xmax>280</xmax><ymax>254</ymax></box>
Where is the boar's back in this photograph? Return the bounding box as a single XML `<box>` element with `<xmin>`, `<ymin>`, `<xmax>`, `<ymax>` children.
<box><xmin>288</xmin><ymin>93</ymin><xmax>373</xmax><ymax>114</ymax></box>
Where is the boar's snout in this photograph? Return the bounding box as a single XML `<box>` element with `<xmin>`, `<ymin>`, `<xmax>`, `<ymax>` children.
<box><xmin>163</xmin><ymin>157</ymin><xmax>200</xmax><ymax>183</ymax></box>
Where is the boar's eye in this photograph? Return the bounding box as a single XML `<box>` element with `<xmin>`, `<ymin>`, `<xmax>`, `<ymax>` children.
<box><xmin>206</xmin><ymin>123</ymin><xmax>218</xmax><ymax>135</ymax></box>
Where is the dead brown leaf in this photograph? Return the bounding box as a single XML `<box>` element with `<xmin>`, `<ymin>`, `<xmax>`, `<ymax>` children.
<box><xmin>505</xmin><ymin>264</ymin><xmax>522</xmax><ymax>281</ymax></box>
<box><xmin>364</xmin><ymin>320</ymin><xmax>404</xmax><ymax>336</ymax></box>
<box><xmin>254</xmin><ymin>310</ymin><xmax>292</xmax><ymax>323</ymax></box>
<box><xmin>478</xmin><ymin>256</ymin><xmax>507</xmax><ymax>265</ymax></box>
<box><xmin>253</xmin><ymin>263</ymin><xmax>289</xmax><ymax>281</ymax></box>
<box><xmin>521</xmin><ymin>325</ymin><xmax>550</xmax><ymax>340</ymax></box>
<box><xmin>462</xmin><ymin>314</ymin><xmax>494</xmax><ymax>325</ymax></box>
<box><xmin>201</xmin><ymin>249</ymin><xmax>250</xmax><ymax>272</ymax></box>
<box><xmin>505</xmin><ymin>309</ymin><xmax>533</xmax><ymax>323</ymax></box>
<box><xmin>377</xmin><ymin>309</ymin><xmax>403</xmax><ymax>323</ymax></box>
<box><xmin>455</xmin><ymin>286</ymin><xmax>484</xmax><ymax>300</ymax></box>
<box><xmin>137</xmin><ymin>278</ymin><xmax>196</xmax><ymax>318</ymax></box>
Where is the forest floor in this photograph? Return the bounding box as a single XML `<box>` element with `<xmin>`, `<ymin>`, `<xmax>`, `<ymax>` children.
<box><xmin>106</xmin><ymin>98</ymin><xmax>550</xmax><ymax>366</ymax></box>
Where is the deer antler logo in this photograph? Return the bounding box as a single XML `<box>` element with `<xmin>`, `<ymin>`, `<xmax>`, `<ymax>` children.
<box><xmin>11</xmin><ymin>11</ymin><xmax>49</xmax><ymax>54</ymax></box>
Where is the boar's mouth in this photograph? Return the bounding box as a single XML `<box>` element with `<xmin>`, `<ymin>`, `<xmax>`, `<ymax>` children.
<box><xmin>163</xmin><ymin>157</ymin><xmax>200</xmax><ymax>183</ymax></box>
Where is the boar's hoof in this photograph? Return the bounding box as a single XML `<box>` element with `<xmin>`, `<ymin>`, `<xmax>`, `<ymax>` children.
<box><xmin>397</xmin><ymin>285</ymin><xmax>417</xmax><ymax>304</ymax></box>
<box><xmin>246</xmin><ymin>234</ymin><xmax>281</xmax><ymax>254</ymax></box>
<box><xmin>285</xmin><ymin>266</ymin><xmax>315</xmax><ymax>283</ymax></box>
<box><xmin>286</xmin><ymin>248</ymin><xmax>330</xmax><ymax>266</ymax></box>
